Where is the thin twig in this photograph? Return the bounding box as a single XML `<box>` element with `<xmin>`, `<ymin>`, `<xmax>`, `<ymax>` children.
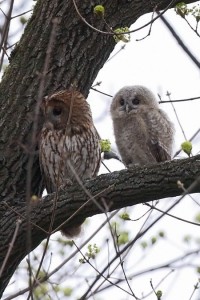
<box><xmin>90</xmin><ymin>87</ymin><xmax>112</xmax><ymax>98</ymax></box>
<box><xmin>136</xmin><ymin>6</ymin><xmax>157</xmax><ymax>41</ymax></box>
<box><xmin>158</xmin><ymin>12</ymin><xmax>200</xmax><ymax>69</ymax></box>
<box><xmin>0</xmin><ymin>219</ymin><xmax>21</xmax><ymax>278</ymax></box>
<box><xmin>166</xmin><ymin>91</ymin><xmax>187</xmax><ymax>140</ymax></box>
<box><xmin>95</xmin><ymin>249</ymin><xmax>200</xmax><ymax>296</ymax></box>
<box><xmin>72</xmin><ymin>0</ymin><xmax>176</xmax><ymax>36</ymax></box>
<box><xmin>189</xmin><ymin>281</ymin><xmax>199</xmax><ymax>300</ymax></box>
<box><xmin>84</xmin><ymin>204</ymin><xmax>155</xmax><ymax>298</ymax></box>
<box><xmin>145</xmin><ymin>202</ymin><xmax>200</xmax><ymax>227</ymax></box>
<box><xmin>11</xmin><ymin>9</ymin><xmax>33</xmax><ymax>19</ymax></box>
<box><xmin>3</xmin><ymin>201</ymin><xmax>48</xmax><ymax>234</ymax></box>
<box><xmin>159</xmin><ymin>96</ymin><xmax>200</xmax><ymax>104</ymax></box>
<box><xmin>73</xmin><ymin>241</ymin><xmax>135</xmax><ymax>299</ymax></box>
<box><xmin>106</xmin><ymin>45</ymin><xmax>126</xmax><ymax>63</ymax></box>
<box><xmin>183</xmin><ymin>16</ymin><xmax>200</xmax><ymax>38</ymax></box>
<box><xmin>4</xmin><ymin>210</ymin><xmax>120</xmax><ymax>300</ymax></box>
<box><xmin>115</xmin><ymin>230</ymin><xmax>139</xmax><ymax>299</ymax></box>
<box><xmin>0</xmin><ymin>0</ymin><xmax>14</xmax><ymax>72</ymax></box>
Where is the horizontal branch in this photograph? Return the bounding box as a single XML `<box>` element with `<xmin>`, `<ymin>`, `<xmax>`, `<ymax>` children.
<box><xmin>1</xmin><ymin>155</ymin><xmax>200</xmax><ymax>296</ymax></box>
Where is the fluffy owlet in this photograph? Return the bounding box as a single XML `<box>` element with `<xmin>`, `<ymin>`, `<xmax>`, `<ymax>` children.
<box><xmin>110</xmin><ymin>85</ymin><xmax>174</xmax><ymax>167</ymax></box>
<box><xmin>39</xmin><ymin>90</ymin><xmax>101</xmax><ymax>237</ymax></box>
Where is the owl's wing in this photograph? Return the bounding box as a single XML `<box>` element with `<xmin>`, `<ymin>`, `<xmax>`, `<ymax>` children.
<box><xmin>148</xmin><ymin>140</ymin><xmax>171</xmax><ymax>162</ymax></box>
<box><xmin>39</xmin><ymin>159</ymin><xmax>55</xmax><ymax>194</ymax></box>
<box><xmin>146</xmin><ymin>109</ymin><xmax>174</xmax><ymax>162</ymax></box>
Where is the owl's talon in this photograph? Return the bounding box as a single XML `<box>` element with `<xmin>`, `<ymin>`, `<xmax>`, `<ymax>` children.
<box><xmin>59</xmin><ymin>179</ymin><xmax>73</xmax><ymax>190</ymax></box>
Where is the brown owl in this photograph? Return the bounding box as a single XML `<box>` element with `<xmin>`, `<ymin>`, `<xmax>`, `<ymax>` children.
<box><xmin>110</xmin><ymin>85</ymin><xmax>174</xmax><ymax>167</ymax></box>
<box><xmin>39</xmin><ymin>90</ymin><xmax>101</xmax><ymax>237</ymax></box>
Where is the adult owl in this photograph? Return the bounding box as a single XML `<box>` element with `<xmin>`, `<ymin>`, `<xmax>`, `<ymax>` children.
<box><xmin>39</xmin><ymin>90</ymin><xmax>101</xmax><ymax>237</ymax></box>
<box><xmin>110</xmin><ymin>85</ymin><xmax>174</xmax><ymax>167</ymax></box>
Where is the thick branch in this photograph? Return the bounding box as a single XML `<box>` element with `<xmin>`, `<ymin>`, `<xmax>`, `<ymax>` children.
<box><xmin>1</xmin><ymin>155</ymin><xmax>200</xmax><ymax>295</ymax></box>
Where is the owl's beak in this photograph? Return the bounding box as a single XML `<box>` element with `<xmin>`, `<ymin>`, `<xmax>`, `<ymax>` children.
<box><xmin>125</xmin><ymin>104</ymin><xmax>132</xmax><ymax>113</ymax></box>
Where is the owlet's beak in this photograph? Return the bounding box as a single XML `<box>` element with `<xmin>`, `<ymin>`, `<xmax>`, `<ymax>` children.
<box><xmin>125</xmin><ymin>103</ymin><xmax>132</xmax><ymax>113</ymax></box>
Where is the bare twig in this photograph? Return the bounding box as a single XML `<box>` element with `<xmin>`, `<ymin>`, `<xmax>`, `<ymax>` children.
<box><xmin>90</xmin><ymin>87</ymin><xmax>112</xmax><ymax>98</ymax></box>
<box><xmin>0</xmin><ymin>219</ymin><xmax>21</xmax><ymax>278</ymax></box>
<box><xmin>166</xmin><ymin>91</ymin><xmax>187</xmax><ymax>141</ymax></box>
<box><xmin>0</xmin><ymin>0</ymin><xmax>14</xmax><ymax>72</ymax></box>
<box><xmin>159</xmin><ymin>96</ymin><xmax>200</xmax><ymax>104</ymax></box>
<box><xmin>73</xmin><ymin>241</ymin><xmax>135</xmax><ymax>299</ymax></box>
<box><xmin>115</xmin><ymin>230</ymin><xmax>139</xmax><ymax>299</ymax></box>
<box><xmin>145</xmin><ymin>202</ymin><xmax>200</xmax><ymax>227</ymax></box>
<box><xmin>4</xmin><ymin>210</ymin><xmax>120</xmax><ymax>300</ymax></box>
<box><xmin>11</xmin><ymin>9</ymin><xmax>32</xmax><ymax>19</ymax></box>
<box><xmin>94</xmin><ymin>249</ymin><xmax>200</xmax><ymax>296</ymax></box>
<box><xmin>72</xmin><ymin>0</ymin><xmax>176</xmax><ymax>37</ymax></box>
<box><xmin>158</xmin><ymin>12</ymin><xmax>200</xmax><ymax>69</ymax></box>
<box><xmin>182</xmin><ymin>15</ymin><xmax>200</xmax><ymax>38</ymax></box>
<box><xmin>189</xmin><ymin>281</ymin><xmax>200</xmax><ymax>300</ymax></box>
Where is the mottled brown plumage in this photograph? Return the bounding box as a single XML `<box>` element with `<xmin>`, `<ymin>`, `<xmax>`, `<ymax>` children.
<box><xmin>39</xmin><ymin>90</ymin><xmax>101</xmax><ymax>237</ymax></box>
<box><xmin>110</xmin><ymin>85</ymin><xmax>174</xmax><ymax>167</ymax></box>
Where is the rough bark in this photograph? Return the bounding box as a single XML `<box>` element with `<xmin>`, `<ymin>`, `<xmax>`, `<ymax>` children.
<box><xmin>0</xmin><ymin>0</ymin><xmax>198</xmax><ymax>297</ymax></box>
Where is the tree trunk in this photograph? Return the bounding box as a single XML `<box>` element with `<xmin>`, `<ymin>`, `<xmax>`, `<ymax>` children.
<box><xmin>0</xmin><ymin>0</ymin><xmax>197</xmax><ymax>296</ymax></box>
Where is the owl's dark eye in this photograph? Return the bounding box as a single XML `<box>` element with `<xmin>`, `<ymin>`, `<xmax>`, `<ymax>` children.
<box><xmin>132</xmin><ymin>98</ymin><xmax>140</xmax><ymax>105</ymax></box>
<box><xmin>119</xmin><ymin>98</ymin><xmax>125</xmax><ymax>106</ymax></box>
<box><xmin>52</xmin><ymin>107</ymin><xmax>62</xmax><ymax>116</ymax></box>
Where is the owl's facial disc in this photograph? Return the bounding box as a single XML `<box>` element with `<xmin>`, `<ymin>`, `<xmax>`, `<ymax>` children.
<box><xmin>124</xmin><ymin>97</ymin><xmax>140</xmax><ymax>113</ymax></box>
<box><xmin>117</xmin><ymin>94</ymin><xmax>140</xmax><ymax>114</ymax></box>
<box><xmin>45</xmin><ymin>101</ymin><xmax>69</xmax><ymax>130</ymax></box>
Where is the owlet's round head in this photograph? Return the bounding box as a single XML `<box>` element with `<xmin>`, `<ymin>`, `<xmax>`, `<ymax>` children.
<box><xmin>41</xmin><ymin>90</ymin><xmax>92</xmax><ymax>130</ymax></box>
<box><xmin>110</xmin><ymin>85</ymin><xmax>159</xmax><ymax>119</ymax></box>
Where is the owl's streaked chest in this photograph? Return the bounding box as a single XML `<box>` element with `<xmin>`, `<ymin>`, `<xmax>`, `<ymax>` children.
<box><xmin>39</xmin><ymin>126</ymin><xmax>100</xmax><ymax>191</ymax></box>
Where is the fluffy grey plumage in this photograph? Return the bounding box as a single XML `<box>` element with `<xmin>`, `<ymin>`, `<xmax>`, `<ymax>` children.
<box><xmin>110</xmin><ymin>85</ymin><xmax>174</xmax><ymax>167</ymax></box>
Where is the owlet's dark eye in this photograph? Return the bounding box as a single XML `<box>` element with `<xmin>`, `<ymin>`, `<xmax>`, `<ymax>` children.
<box><xmin>132</xmin><ymin>98</ymin><xmax>140</xmax><ymax>105</ymax></box>
<box><xmin>52</xmin><ymin>107</ymin><xmax>62</xmax><ymax>116</ymax></box>
<box><xmin>119</xmin><ymin>98</ymin><xmax>125</xmax><ymax>106</ymax></box>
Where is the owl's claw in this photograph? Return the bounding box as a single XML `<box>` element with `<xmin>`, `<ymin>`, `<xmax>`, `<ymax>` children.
<box><xmin>60</xmin><ymin>179</ymin><xmax>73</xmax><ymax>190</ymax></box>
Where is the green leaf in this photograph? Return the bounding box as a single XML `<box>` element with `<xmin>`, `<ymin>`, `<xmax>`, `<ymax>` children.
<box><xmin>63</xmin><ymin>287</ymin><xmax>73</xmax><ymax>297</ymax></box>
<box><xmin>113</xmin><ymin>27</ymin><xmax>130</xmax><ymax>43</ymax></box>
<box><xmin>118</xmin><ymin>231</ymin><xmax>129</xmax><ymax>245</ymax></box>
<box><xmin>140</xmin><ymin>241</ymin><xmax>148</xmax><ymax>249</ymax></box>
<box><xmin>151</xmin><ymin>237</ymin><xmax>157</xmax><ymax>245</ymax></box>
<box><xmin>156</xmin><ymin>290</ymin><xmax>163</xmax><ymax>299</ymax></box>
<box><xmin>93</xmin><ymin>5</ymin><xmax>105</xmax><ymax>17</ymax></box>
<box><xmin>20</xmin><ymin>16</ymin><xmax>27</xmax><ymax>25</ymax></box>
<box><xmin>119</xmin><ymin>212</ymin><xmax>131</xmax><ymax>221</ymax></box>
<box><xmin>100</xmin><ymin>139</ymin><xmax>111</xmax><ymax>152</ymax></box>
<box><xmin>181</xmin><ymin>141</ymin><xmax>192</xmax><ymax>156</ymax></box>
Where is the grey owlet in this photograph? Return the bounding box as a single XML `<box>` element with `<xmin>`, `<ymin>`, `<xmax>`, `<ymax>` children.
<box><xmin>110</xmin><ymin>85</ymin><xmax>174</xmax><ymax>167</ymax></box>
